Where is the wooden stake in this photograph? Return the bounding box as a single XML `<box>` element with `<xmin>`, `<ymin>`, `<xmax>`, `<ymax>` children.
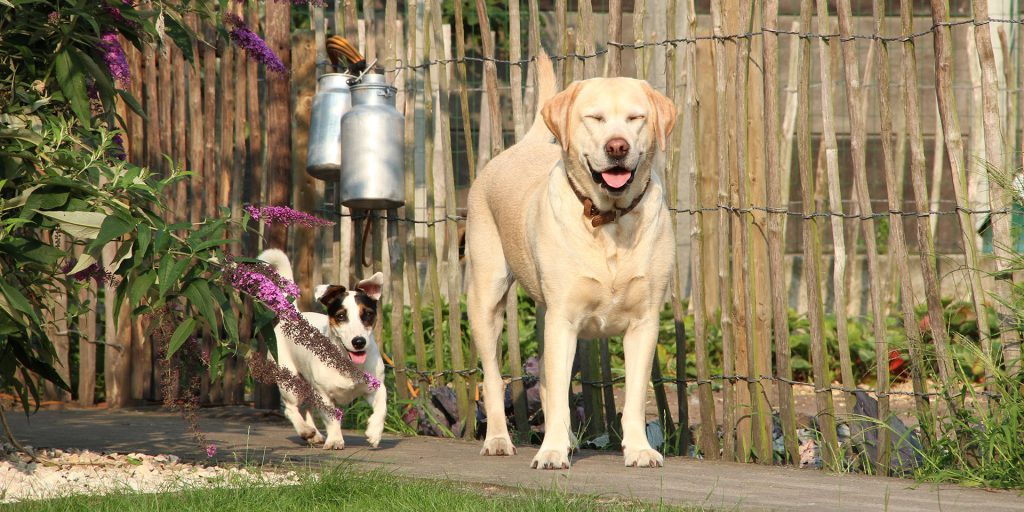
<box><xmin>928</xmin><ymin>0</ymin><xmax>994</xmax><ymax>386</ymax></box>
<box><xmin>813</xmin><ymin>0</ymin><xmax>854</xmax><ymax>413</ymax></box>
<box><xmin>710</xmin><ymin>0</ymin><xmax>736</xmax><ymax>461</ymax></box>
<box><xmin>607</xmin><ymin>0</ymin><xmax>623</xmax><ymax>77</ymax></box>
<box><xmin>972</xmin><ymin>0</ymin><xmax>1021</xmax><ymax>376</ymax></box>
<box><xmin>688</xmin><ymin>0</ymin><xmax>717</xmax><ymax>460</ymax></box>
<box><xmin>798</xmin><ymin>0</ymin><xmax>839</xmax><ymax>468</ymax></box>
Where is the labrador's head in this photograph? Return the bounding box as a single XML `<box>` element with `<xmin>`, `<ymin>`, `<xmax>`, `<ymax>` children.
<box><xmin>542</xmin><ymin>78</ymin><xmax>676</xmax><ymax>201</ymax></box>
<box><xmin>313</xmin><ymin>272</ymin><xmax>383</xmax><ymax>366</ymax></box>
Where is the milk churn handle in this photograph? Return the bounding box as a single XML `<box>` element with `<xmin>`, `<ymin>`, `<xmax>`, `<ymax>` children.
<box><xmin>326</xmin><ymin>35</ymin><xmax>366</xmax><ymax>75</ymax></box>
<box><xmin>354</xmin><ymin>58</ymin><xmax>378</xmax><ymax>83</ymax></box>
<box><xmin>359</xmin><ymin>211</ymin><xmax>374</xmax><ymax>268</ymax></box>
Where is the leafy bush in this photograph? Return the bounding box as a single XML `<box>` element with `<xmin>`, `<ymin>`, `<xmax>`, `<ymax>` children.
<box><xmin>0</xmin><ymin>1</ymin><xmax>320</xmax><ymax>449</ymax></box>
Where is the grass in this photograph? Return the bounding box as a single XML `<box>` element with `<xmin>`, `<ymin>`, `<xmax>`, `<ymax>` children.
<box><xmin>1</xmin><ymin>465</ymin><xmax>700</xmax><ymax>512</ymax></box>
<box><xmin>909</xmin><ymin>340</ymin><xmax>1024</xmax><ymax>490</ymax></box>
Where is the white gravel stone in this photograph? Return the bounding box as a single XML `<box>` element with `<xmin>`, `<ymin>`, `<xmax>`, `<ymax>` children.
<box><xmin>0</xmin><ymin>442</ymin><xmax>301</xmax><ymax>503</ymax></box>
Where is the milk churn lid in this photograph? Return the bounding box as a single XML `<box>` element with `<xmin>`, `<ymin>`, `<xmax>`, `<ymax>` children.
<box><xmin>350</xmin><ymin>72</ymin><xmax>397</xmax><ymax>100</ymax></box>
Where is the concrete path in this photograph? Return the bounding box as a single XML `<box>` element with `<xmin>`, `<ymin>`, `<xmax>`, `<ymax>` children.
<box><xmin>5</xmin><ymin>407</ymin><xmax>1021</xmax><ymax>511</ymax></box>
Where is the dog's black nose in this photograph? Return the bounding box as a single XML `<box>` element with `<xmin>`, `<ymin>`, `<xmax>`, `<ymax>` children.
<box><xmin>351</xmin><ymin>336</ymin><xmax>367</xmax><ymax>350</ymax></box>
<box><xmin>605</xmin><ymin>138</ymin><xmax>630</xmax><ymax>159</ymax></box>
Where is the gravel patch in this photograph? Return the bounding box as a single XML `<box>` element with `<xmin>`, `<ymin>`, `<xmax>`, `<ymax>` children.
<box><xmin>0</xmin><ymin>443</ymin><xmax>302</xmax><ymax>503</ymax></box>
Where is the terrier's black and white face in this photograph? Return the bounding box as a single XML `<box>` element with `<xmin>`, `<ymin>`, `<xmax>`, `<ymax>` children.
<box><xmin>315</xmin><ymin>272</ymin><xmax>383</xmax><ymax>365</ymax></box>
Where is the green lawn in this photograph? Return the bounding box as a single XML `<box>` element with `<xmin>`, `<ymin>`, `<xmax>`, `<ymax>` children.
<box><xmin>2</xmin><ymin>465</ymin><xmax>698</xmax><ymax>512</ymax></box>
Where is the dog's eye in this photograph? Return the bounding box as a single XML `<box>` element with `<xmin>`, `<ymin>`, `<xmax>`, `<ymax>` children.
<box><xmin>628</xmin><ymin>114</ymin><xmax>646</xmax><ymax>122</ymax></box>
<box><xmin>334</xmin><ymin>312</ymin><xmax>348</xmax><ymax>322</ymax></box>
<box><xmin>585</xmin><ymin>114</ymin><xmax>605</xmax><ymax>122</ymax></box>
<box><xmin>361</xmin><ymin>310</ymin><xmax>376</xmax><ymax>326</ymax></box>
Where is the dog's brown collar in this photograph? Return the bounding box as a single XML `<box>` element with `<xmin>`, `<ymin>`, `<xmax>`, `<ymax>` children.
<box><xmin>567</xmin><ymin>175</ymin><xmax>650</xmax><ymax>228</ymax></box>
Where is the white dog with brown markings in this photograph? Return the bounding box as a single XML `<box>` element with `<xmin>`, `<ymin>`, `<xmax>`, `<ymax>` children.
<box><xmin>258</xmin><ymin>248</ymin><xmax>387</xmax><ymax>451</ymax></box>
<box><xmin>466</xmin><ymin>51</ymin><xmax>677</xmax><ymax>470</ymax></box>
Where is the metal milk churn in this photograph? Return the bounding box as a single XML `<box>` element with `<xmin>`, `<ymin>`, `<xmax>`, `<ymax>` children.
<box><xmin>306</xmin><ymin>73</ymin><xmax>355</xmax><ymax>180</ymax></box>
<box><xmin>339</xmin><ymin>73</ymin><xmax>405</xmax><ymax>208</ymax></box>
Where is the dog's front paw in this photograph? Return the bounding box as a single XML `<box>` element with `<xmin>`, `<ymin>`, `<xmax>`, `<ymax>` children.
<box><xmin>307</xmin><ymin>433</ymin><xmax>325</xmax><ymax>445</ymax></box>
<box><xmin>366</xmin><ymin>430</ymin><xmax>382</xmax><ymax>448</ymax></box>
<box><xmin>322</xmin><ymin>437</ymin><xmax>346</xmax><ymax>450</ymax></box>
<box><xmin>531</xmin><ymin>449</ymin><xmax>570</xmax><ymax>470</ymax></box>
<box><xmin>624</xmin><ymin>447</ymin><xmax>664</xmax><ymax>468</ymax></box>
<box><xmin>479</xmin><ymin>436</ymin><xmax>516</xmax><ymax>456</ymax></box>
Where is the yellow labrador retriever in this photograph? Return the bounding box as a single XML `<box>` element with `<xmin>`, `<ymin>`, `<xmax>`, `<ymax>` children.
<box><xmin>466</xmin><ymin>51</ymin><xmax>676</xmax><ymax>469</ymax></box>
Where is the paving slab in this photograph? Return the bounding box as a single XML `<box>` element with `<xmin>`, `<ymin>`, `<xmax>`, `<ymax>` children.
<box><xmin>5</xmin><ymin>407</ymin><xmax>1022</xmax><ymax>511</ymax></box>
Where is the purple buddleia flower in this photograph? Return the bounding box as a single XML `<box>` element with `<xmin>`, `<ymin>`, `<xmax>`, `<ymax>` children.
<box><xmin>110</xmin><ymin>133</ymin><xmax>126</xmax><ymax>161</ymax></box>
<box><xmin>244</xmin><ymin>205</ymin><xmax>334</xmax><ymax>228</ymax></box>
<box><xmin>47</xmin><ymin>11</ymin><xmax>59</xmax><ymax>25</ymax></box>
<box><xmin>276</xmin><ymin>0</ymin><xmax>328</xmax><ymax>7</ymax></box>
<box><xmin>363</xmin><ymin>373</ymin><xmax>381</xmax><ymax>391</ymax></box>
<box><xmin>224</xmin><ymin>14</ymin><xmax>287</xmax><ymax>75</ymax></box>
<box><xmin>97</xmin><ymin>32</ymin><xmax>130</xmax><ymax>87</ymax></box>
<box><xmin>206</xmin><ymin>444</ymin><xmax>217</xmax><ymax>457</ymax></box>
<box><xmin>61</xmin><ymin>258</ymin><xmax>116</xmax><ymax>285</ymax></box>
<box><xmin>223</xmin><ymin>261</ymin><xmax>300</xmax><ymax>320</ymax></box>
<box><xmin>333</xmin><ymin>408</ymin><xmax>344</xmax><ymax>421</ymax></box>
<box><xmin>247</xmin><ymin>352</ymin><xmax>337</xmax><ymax>416</ymax></box>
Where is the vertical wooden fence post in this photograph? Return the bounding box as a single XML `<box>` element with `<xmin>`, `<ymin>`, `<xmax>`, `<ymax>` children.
<box><xmin>928</xmin><ymin>0</ymin><xmax>994</xmax><ymax>388</ymax></box>
<box><xmin>900</xmin><ymin>0</ymin><xmax>959</xmax><ymax>417</ymax></box>
<box><xmin>872</xmin><ymin>0</ymin><xmax>932</xmax><ymax>443</ymax></box>
<box><xmin>762</xmin><ymin>0</ymin><xmax>799</xmax><ymax>465</ymax></box>
<box><xmin>710</xmin><ymin>0</ymin><xmax>736</xmax><ymax>461</ymax></box>
<box><xmin>798</xmin><ymin>0</ymin><xmax>840</xmax><ymax>468</ymax></box>
<box><xmin>973</xmin><ymin>0</ymin><xmax>1021</xmax><ymax>375</ymax></box>
<box><xmin>835</xmin><ymin>0</ymin><xmax>891</xmax><ymax>472</ymax></box>
<box><xmin>813</xmin><ymin>0</ymin><xmax>855</xmax><ymax>413</ymax></box>
<box><xmin>688</xmin><ymin>0</ymin><xmax>717</xmax><ymax>460</ymax></box>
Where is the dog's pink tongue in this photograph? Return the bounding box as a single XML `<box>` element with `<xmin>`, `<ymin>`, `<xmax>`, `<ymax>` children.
<box><xmin>350</xmin><ymin>351</ymin><xmax>367</xmax><ymax>365</ymax></box>
<box><xmin>601</xmin><ymin>170</ymin><xmax>632</xmax><ymax>189</ymax></box>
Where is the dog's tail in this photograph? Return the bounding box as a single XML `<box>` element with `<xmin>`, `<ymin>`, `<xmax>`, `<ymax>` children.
<box><xmin>257</xmin><ymin>248</ymin><xmax>295</xmax><ymax>283</ymax></box>
<box><xmin>524</xmin><ymin>49</ymin><xmax>557</xmax><ymax>141</ymax></box>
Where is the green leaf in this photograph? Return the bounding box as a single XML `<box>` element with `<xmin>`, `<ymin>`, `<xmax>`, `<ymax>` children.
<box><xmin>162</xmin><ymin>11</ymin><xmax>195</xmax><ymax>61</ymax></box>
<box><xmin>36</xmin><ymin>210</ymin><xmax>107</xmax><ymax>239</ymax></box>
<box><xmin>191</xmin><ymin>238</ymin><xmax>234</xmax><ymax>253</ymax></box>
<box><xmin>117</xmin><ymin>90</ymin><xmax>148</xmax><ymax>120</ymax></box>
<box><xmin>66</xmin><ymin>253</ymin><xmax>98</xmax><ymax>275</ymax></box>
<box><xmin>158</xmin><ymin>255</ymin><xmax>189</xmax><ymax>297</ymax></box>
<box><xmin>69</xmin><ymin>47</ymin><xmax>115</xmax><ymax>108</ymax></box>
<box><xmin>2</xmin><ymin>184</ymin><xmax>43</xmax><ymax>211</ymax></box>
<box><xmin>166</xmin><ymin>317</ymin><xmax>197</xmax><ymax>359</ymax></box>
<box><xmin>54</xmin><ymin>52</ymin><xmax>91</xmax><ymax>127</ymax></box>
<box><xmin>135</xmin><ymin>224</ymin><xmax>153</xmax><ymax>259</ymax></box>
<box><xmin>0</xmin><ymin>278</ymin><xmax>39</xmax><ymax>324</ymax></box>
<box><xmin>154</xmin><ymin>229</ymin><xmax>171</xmax><ymax>255</ymax></box>
<box><xmin>19</xmin><ymin>191</ymin><xmax>70</xmax><ymax>218</ymax></box>
<box><xmin>0</xmin><ymin>294</ymin><xmax>17</xmax><ymax>324</ymax></box>
<box><xmin>183</xmin><ymin>280</ymin><xmax>217</xmax><ymax>333</ymax></box>
<box><xmin>89</xmin><ymin>214</ymin><xmax>135</xmax><ymax>251</ymax></box>
<box><xmin>0</xmin><ymin>237</ymin><xmax>64</xmax><ymax>264</ymax></box>
<box><xmin>110</xmin><ymin>241</ymin><xmax>133</xmax><ymax>274</ymax></box>
<box><xmin>128</xmin><ymin>271</ymin><xmax>158</xmax><ymax>306</ymax></box>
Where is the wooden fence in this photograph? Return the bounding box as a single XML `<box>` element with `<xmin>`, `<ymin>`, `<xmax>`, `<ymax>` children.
<box><xmin>43</xmin><ymin>0</ymin><xmax>1024</xmax><ymax>471</ymax></box>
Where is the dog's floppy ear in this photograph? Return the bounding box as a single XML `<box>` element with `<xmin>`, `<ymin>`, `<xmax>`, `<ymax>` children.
<box><xmin>542</xmin><ymin>81</ymin><xmax>585</xmax><ymax>151</ymax></box>
<box><xmin>355</xmin><ymin>272</ymin><xmax>384</xmax><ymax>301</ymax></box>
<box><xmin>316</xmin><ymin>284</ymin><xmax>346</xmax><ymax>307</ymax></box>
<box><xmin>641</xmin><ymin>81</ymin><xmax>677</xmax><ymax>152</ymax></box>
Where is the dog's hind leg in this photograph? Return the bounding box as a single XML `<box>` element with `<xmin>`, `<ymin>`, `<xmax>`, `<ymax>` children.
<box><xmin>466</xmin><ymin>213</ymin><xmax>515</xmax><ymax>456</ymax></box>
<box><xmin>281</xmin><ymin>388</ymin><xmax>324</xmax><ymax>444</ymax></box>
